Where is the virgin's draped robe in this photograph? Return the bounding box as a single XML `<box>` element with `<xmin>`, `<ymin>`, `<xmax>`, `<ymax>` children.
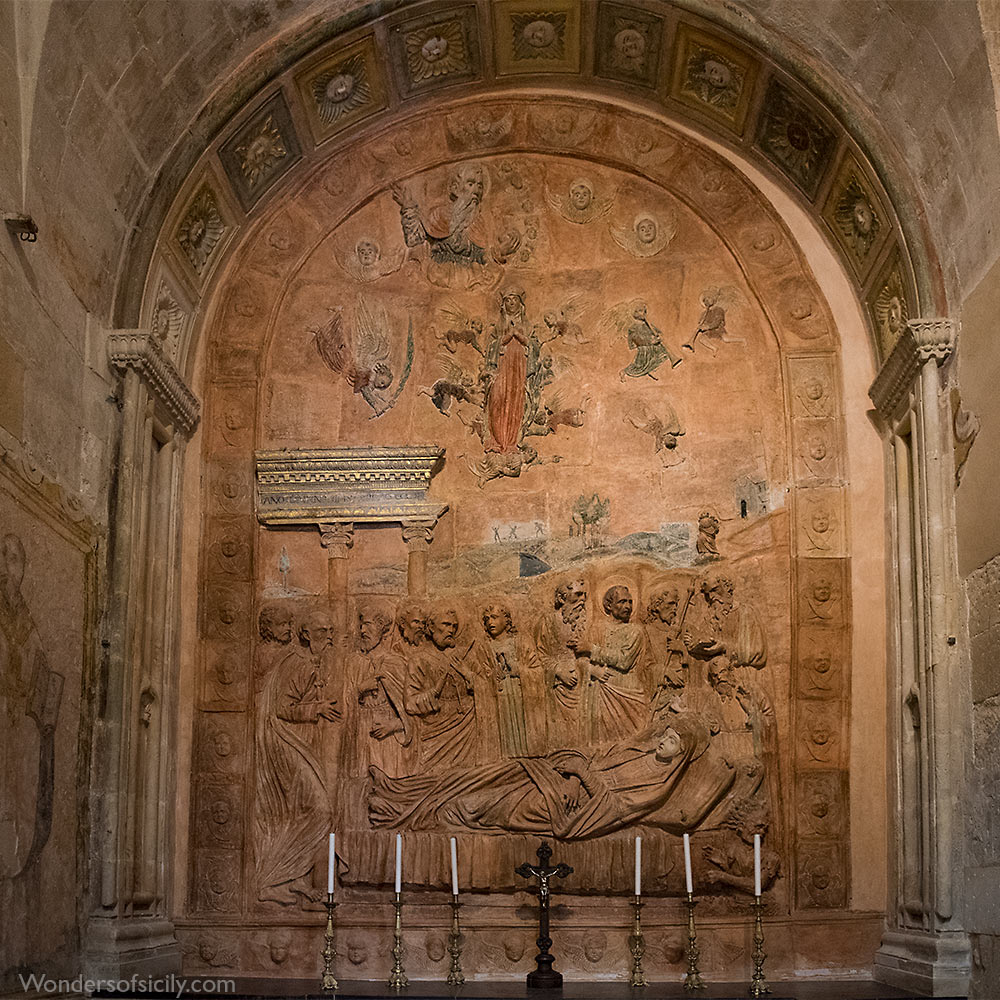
<box><xmin>486</xmin><ymin>328</ymin><xmax>528</xmax><ymax>454</ymax></box>
<box><xmin>368</xmin><ymin>718</ymin><xmax>736</xmax><ymax>839</ymax></box>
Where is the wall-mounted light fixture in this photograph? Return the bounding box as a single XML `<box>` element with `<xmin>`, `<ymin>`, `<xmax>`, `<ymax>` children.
<box><xmin>3</xmin><ymin>214</ymin><xmax>38</xmax><ymax>242</ymax></box>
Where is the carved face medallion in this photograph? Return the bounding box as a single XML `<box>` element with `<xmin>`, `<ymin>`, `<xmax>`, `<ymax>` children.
<box><xmin>421</xmin><ymin>35</ymin><xmax>449</xmax><ymax>62</ymax></box>
<box><xmin>523</xmin><ymin>19</ymin><xmax>556</xmax><ymax>49</ymax></box>
<box><xmin>635</xmin><ymin>217</ymin><xmax>657</xmax><ymax>244</ymax></box>
<box><xmin>325</xmin><ymin>73</ymin><xmax>355</xmax><ymax>103</ymax></box>
<box><xmin>614</xmin><ymin>28</ymin><xmax>645</xmax><ymax>61</ymax></box>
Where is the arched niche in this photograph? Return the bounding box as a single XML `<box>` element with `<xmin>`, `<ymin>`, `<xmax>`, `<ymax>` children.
<box><xmin>169</xmin><ymin>92</ymin><xmax>887</xmax><ymax>981</ymax></box>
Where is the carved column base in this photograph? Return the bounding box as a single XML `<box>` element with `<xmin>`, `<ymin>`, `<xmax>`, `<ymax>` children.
<box><xmin>82</xmin><ymin>916</ymin><xmax>182</xmax><ymax>981</ymax></box>
<box><xmin>873</xmin><ymin>928</ymin><xmax>971</xmax><ymax>996</ymax></box>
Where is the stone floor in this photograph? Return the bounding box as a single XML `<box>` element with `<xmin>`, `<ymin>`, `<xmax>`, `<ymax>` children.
<box><xmin>91</xmin><ymin>978</ymin><xmax>961</xmax><ymax>999</ymax></box>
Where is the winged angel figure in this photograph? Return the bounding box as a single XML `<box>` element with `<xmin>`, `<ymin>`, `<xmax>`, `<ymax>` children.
<box><xmin>545</xmin><ymin>176</ymin><xmax>616</xmax><ymax>225</ymax></box>
<box><xmin>311</xmin><ymin>296</ymin><xmax>414</xmax><ymax>418</ymax></box>
<box><xmin>624</xmin><ymin>399</ymin><xmax>685</xmax><ymax>468</ymax></box>
<box><xmin>334</xmin><ymin>236</ymin><xmax>405</xmax><ymax>283</ymax></box>
<box><xmin>610</xmin><ymin>208</ymin><xmax>676</xmax><ymax>258</ymax></box>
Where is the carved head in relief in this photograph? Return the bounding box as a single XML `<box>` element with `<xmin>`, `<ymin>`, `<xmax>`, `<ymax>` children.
<box><xmin>429</xmin><ymin>607</ymin><xmax>459</xmax><ymax>650</ymax></box>
<box><xmin>300</xmin><ymin>611</ymin><xmax>335</xmax><ymax>653</ymax></box>
<box><xmin>449</xmin><ymin>164</ymin><xmax>484</xmax><ymax>208</ymax></box>
<box><xmin>702</xmin><ymin>576</ymin><xmax>735</xmax><ymax>612</ymax></box>
<box><xmin>707</xmin><ymin>661</ymin><xmax>736</xmax><ymax>700</ymax></box>
<box><xmin>569</xmin><ymin>178</ymin><xmax>593</xmax><ymax>212</ymax></box>
<box><xmin>358</xmin><ymin>603</ymin><xmax>393</xmax><ymax>653</ymax></box>
<box><xmin>502</xmin><ymin>933</ymin><xmax>526</xmax><ymax>962</ymax></box>
<box><xmin>602</xmin><ymin>585</ymin><xmax>634</xmax><ymax>623</ymax></box>
<box><xmin>346</xmin><ymin>939</ymin><xmax>368</xmax><ymax>965</ymax></box>
<box><xmin>646</xmin><ymin>588</ymin><xmax>680</xmax><ymax>626</ymax></box>
<box><xmin>482</xmin><ymin>604</ymin><xmax>515</xmax><ymax>639</ymax></box>
<box><xmin>258</xmin><ymin>604</ymin><xmax>294</xmax><ymax>644</ymax></box>
<box><xmin>634</xmin><ymin>214</ymin><xmax>658</xmax><ymax>245</ymax></box>
<box><xmin>268</xmin><ymin>931</ymin><xmax>291</xmax><ymax>965</ymax></box>
<box><xmin>355</xmin><ymin>238</ymin><xmax>380</xmax><ymax>267</ymax></box>
<box><xmin>554</xmin><ymin>578</ymin><xmax>587</xmax><ymax>625</ymax></box>
<box><xmin>396</xmin><ymin>601</ymin><xmax>426</xmax><ymax>647</ymax></box>
<box><xmin>654</xmin><ymin>727</ymin><xmax>684</xmax><ymax>762</ymax></box>
<box><xmin>582</xmin><ymin>930</ymin><xmax>607</xmax><ymax>963</ymax></box>
<box><xmin>425</xmin><ymin>934</ymin><xmax>447</xmax><ymax>962</ymax></box>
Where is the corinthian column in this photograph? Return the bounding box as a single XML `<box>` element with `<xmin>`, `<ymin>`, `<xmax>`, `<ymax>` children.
<box><xmin>870</xmin><ymin>318</ymin><xmax>970</xmax><ymax>996</ymax></box>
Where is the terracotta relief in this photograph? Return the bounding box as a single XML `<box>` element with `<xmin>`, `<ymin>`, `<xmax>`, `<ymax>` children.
<box><xmin>187</xmin><ymin>99</ymin><xmax>859</xmax><ymax>966</ymax></box>
<box><xmin>595</xmin><ymin>2</ymin><xmax>663</xmax><ymax>87</ymax></box>
<box><xmin>392</xmin><ymin>7</ymin><xmax>481</xmax><ymax>94</ymax></box>
<box><xmin>755</xmin><ymin>78</ymin><xmax>837</xmax><ymax>199</ymax></box>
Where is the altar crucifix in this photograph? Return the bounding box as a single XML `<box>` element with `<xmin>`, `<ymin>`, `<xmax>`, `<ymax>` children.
<box><xmin>516</xmin><ymin>841</ymin><xmax>573</xmax><ymax>988</ymax></box>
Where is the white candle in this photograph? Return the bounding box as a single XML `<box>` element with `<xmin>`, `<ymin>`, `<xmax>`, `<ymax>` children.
<box><xmin>395</xmin><ymin>833</ymin><xmax>402</xmax><ymax>894</ymax></box>
<box><xmin>634</xmin><ymin>835</ymin><xmax>642</xmax><ymax>897</ymax></box>
<box><xmin>450</xmin><ymin>837</ymin><xmax>459</xmax><ymax>896</ymax></box>
<box><xmin>683</xmin><ymin>833</ymin><xmax>693</xmax><ymax>895</ymax></box>
<box><xmin>754</xmin><ymin>833</ymin><xmax>762</xmax><ymax>897</ymax></box>
<box><xmin>327</xmin><ymin>833</ymin><xmax>336</xmax><ymax>896</ymax></box>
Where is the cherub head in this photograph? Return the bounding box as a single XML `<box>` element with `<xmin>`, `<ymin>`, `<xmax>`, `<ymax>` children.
<box><xmin>355</xmin><ymin>238</ymin><xmax>380</xmax><ymax>267</ymax></box>
<box><xmin>568</xmin><ymin>178</ymin><xmax>593</xmax><ymax>212</ymax></box>
<box><xmin>634</xmin><ymin>214</ymin><xmax>657</xmax><ymax>245</ymax></box>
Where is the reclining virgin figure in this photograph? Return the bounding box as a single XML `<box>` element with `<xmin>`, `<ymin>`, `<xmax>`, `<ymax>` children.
<box><xmin>368</xmin><ymin>714</ymin><xmax>744</xmax><ymax>840</ymax></box>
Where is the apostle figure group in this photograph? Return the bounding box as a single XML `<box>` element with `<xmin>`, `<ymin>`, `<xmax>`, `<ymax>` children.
<box><xmin>251</xmin><ymin>574</ymin><xmax>774</xmax><ymax>905</ymax></box>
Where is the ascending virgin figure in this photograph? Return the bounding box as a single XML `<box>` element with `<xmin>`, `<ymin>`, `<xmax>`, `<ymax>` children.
<box><xmin>484</xmin><ymin>286</ymin><xmax>530</xmax><ymax>454</ymax></box>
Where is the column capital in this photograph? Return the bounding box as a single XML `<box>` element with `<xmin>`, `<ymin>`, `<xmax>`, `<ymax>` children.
<box><xmin>107</xmin><ymin>330</ymin><xmax>200</xmax><ymax>437</ymax></box>
<box><xmin>318</xmin><ymin>521</ymin><xmax>354</xmax><ymax>557</ymax></box>
<box><xmin>401</xmin><ymin>519</ymin><xmax>438</xmax><ymax>550</ymax></box>
<box><xmin>869</xmin><ymin>317</ymin><xmax>957</xmax><ymax>422</ymax></box>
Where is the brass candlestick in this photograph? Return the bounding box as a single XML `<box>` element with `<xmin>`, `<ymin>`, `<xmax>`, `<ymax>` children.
<box><xmin>628</xmin><ymin>895</ymin><xmax>647</xmax><ymax>987</ymax></box>
<box><xmin>447</xmin><ymin>894</ymin><xmax>465</xmax><ymax>986</ymax></box>
<box><xmin>321</xmin><ymin>893</ymin><xmax>338</xmax><ymax>992</ymax></box>
<box><xmin>683</xmin><ymin>893</ymin><xmax>705</xmax><ymax>991</ymax></box>
<box><xmin>749</xmin><ymin>897</ymin><xmax>770</xmax><ymax>997</ymax></box>
<box><xmin>388</xmin><ymin>891</ymin><xmax>408</xmax><ymax>990</ymax></box>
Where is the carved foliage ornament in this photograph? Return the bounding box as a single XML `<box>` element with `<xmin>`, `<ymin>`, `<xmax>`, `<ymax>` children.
<box><xmin>755</xmin><ymin>78</ymin><xmax>836</xmax><ymax>198</ymax></box>
<box><xmin>595</xmin><ymin>3</ymin><xmax>663</xmax><ymax>86</ymax></box>
<box><xmin>177</xmin><ymin>185</ymin><xmax>227</xmax><ymax>276</ymax></box>
<box><xmin>673</xmin><ymin>25</ymin><xmax>757</xmax><ymax>134</ymax></box>
<box><xmin>312</xmin><ymin>52</ymin><xmax>371</xmax><ymax>123</ymax></box>
<box><xmin>403</xmin><ymin>17</ymin><xmax>472</xmax><ymax>85</ymax></box>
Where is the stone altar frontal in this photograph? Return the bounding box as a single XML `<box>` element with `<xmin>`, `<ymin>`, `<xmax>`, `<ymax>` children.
<box><xmin>179</xmin><ymin>95</ymin><xmax>871</xmax><ymax>982</ymax></box>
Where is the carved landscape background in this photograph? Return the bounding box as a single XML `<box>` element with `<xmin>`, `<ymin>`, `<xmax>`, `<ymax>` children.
<box><xmin>178</xmin><ymin>95</ymin><xmax>868</xmax><ymax>980</ymax></box>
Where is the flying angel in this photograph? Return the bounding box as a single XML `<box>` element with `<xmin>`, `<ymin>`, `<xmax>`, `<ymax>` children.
<box><xmin>418</xmin><ymin>355</ymin><xmax>483</xmax><ymax>416</ymax></box>
<box><xmin>334</xmin><ymin>236</ymin><xmax>405</xmax><ymax>283</ymax></box>
<box><xmin>624</xmin><ymin>399</ymin><xmax>686</xmax><ymax>467</ymax></box>
<box><xmin>545</xmin><ymin>176</ymin><xmax>616</xmax><ymax>225</ymax></box>
<box><xmin>435</xmin><ymin>300</ymin><xmax>484</xmax><ymax>354</ymax></box>
<box><xmin>312</xmin><ymin>295</ymin><xmax>414</xmax><ymax>418</ymax></box>
<box><xmin>539</xmin><ymin>293</ymin><xmax>590</xmax><ymax>346</ymax></box>
<box><xmin>682</xmin><ymin>285</ymin><xmax>746</xmax><ymax>355</ymax></box>
<box><xmin>610</xmin><ymin>209</ymin><xmax>676</xmax><ymax>258</ymax></box>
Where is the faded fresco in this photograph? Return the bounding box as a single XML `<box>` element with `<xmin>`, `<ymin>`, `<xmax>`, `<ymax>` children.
<box><xmin>186</xmin><ymin>98</ymin><xmax>852</xmax><ymax>979</ymax></box>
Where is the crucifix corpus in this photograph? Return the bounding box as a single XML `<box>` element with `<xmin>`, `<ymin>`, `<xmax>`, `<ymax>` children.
<box><xmin>516</xmin><ymin>840</ymin><xmax>573</xmax><ymax>988</ymax></box>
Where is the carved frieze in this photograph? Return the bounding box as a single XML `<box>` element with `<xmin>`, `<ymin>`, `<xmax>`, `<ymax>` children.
<box><xmin>796</xmin><ymin>770</ymin><xmax>847</xmax><ymax>839</ymax></box>
<box><xmin>786</xmin><ymin>354</ymin><xmax>838</xmax><ymax>419</ymax></box>
<box><xmin>201</xmin><ymin>641</ymin><xmax>249</xmax><ymax>712</ymax></box>
<box><xmin>195</xmin><ymin>778</ymin><xmax>244</xmax><ymax>849</ymax></box>
<box><xmin>193</xmin><ymin>849</ymin><xmax>242</xmax><ymax>913</ymax></box>
<box><xmin>174</xmin><ymin>181</ymin><xmax>233</xmax><ymax>284</ymax></box>
<box><xmin>797</xmin><ymin>627</ymin><xmax>846</xmax><ymax>700</ymax></box>
<box><xmin>797</xmin><ymin>558</ymin><xmax>847</xmax><ymax>626</ymax></box>
<box><xmin>196</xmin><ymin>713</ymin><xmax>246</xmax><ymax>776</ymax></box>
<box><xmin>792</xmin><ymin>417</ymin><xmax>842</xmax><ymax>485</ymax></box>
<box><xmin>797</xmin><ymin>701</ymin><xmax>846</xmax><ymax>768</ymax></box>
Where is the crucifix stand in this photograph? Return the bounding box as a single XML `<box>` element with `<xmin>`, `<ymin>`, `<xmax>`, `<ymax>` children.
<box><xmin>516</xmin><ymin>841</ymin><xmax>573</xmax><ymax>989</ymax></box>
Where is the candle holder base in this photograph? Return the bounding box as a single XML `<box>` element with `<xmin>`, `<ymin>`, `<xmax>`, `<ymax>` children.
<box><xmin>320</xmin><ymin>894</ymin><xmax>338</xmax><ymax>993</ymax></box>
<box><xmin>628</xmin><ymin>895</ymin><xmax>647</xmax><ymax>987</ymax></box>
<box><xmin>682</xmin><ymin>893</ymin><xmax>705</xmax><ymax>991</ymax></box>
<box><xmin>447</xmin><ymin>895</ymin><xmax>465</xmax><ymax>987</ymax></box>
<box><xmin>388</xmin><ymin>891</ymin><xmax>408</xmax><ymax>990</ymax></box>
<box><xmin>748</xmin><ymin>897</ymin><xmax>770</xmax><ymax>997</ymax></box>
